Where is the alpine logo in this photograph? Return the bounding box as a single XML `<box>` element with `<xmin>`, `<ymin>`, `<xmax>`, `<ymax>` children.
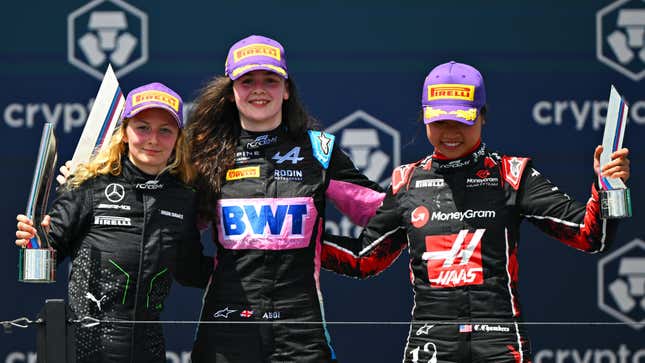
<box><xmin>422</xmin><ymin>229</ymin><xmax>485</xmax><ymax>288</ymax></box>
<box><xmin>94</xmin><ymin>216</ymin><xmax>131</xmax><ymax>226</ymax></box>
<box><xmin>431</xmin><ymin>209</ymin><xmax>496</xmax><ymax>221</ymax></box>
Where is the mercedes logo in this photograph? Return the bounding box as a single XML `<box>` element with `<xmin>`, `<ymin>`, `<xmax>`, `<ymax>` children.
<box><xmin>105</xmin><ymin>183</ymin><xmax>125</xmax><ymax>203</ymax></box>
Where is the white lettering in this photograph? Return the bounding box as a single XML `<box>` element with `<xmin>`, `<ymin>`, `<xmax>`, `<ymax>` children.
<box><xmin>41</xmin><ymin>103</ymin><xmax>62</xmax><ymax>126</ymax></box>
<box><xmin>532</xmin><ymin>100</ymin><xmax>643</xmax><ymax>131</ymax></box>
<box><xmin>64</xmin><ymin>103</ymin><xmax>87</xmax><ymax>133</ymax></box>
<box><xmin>5</xmin><ymin>352</ymin><xmax>37</xmax><ymax>363</ymax></box>
<box><xmin>26</xmin><ymin>104</ymin><xmax>39</xmax><ymax>128</ymax></box>
<box><xmin>534</xmin><ymin>345</ymin><xmax>641</xmax><ymax>363</ymax></box>
<box><xmin>164</xmin><ymin>351</ymin><xmax>192</xmax><ymax>363</ymax></box>
<box><xmin>160</xmin><ymin>209</ymin><xmax>183</xmax><ymax>220</ymax></box>
<box><xmin>415</xmin><ymin>179</ymin><xmax>444</xmax><ymax>188</ymax></box>
<box><xmin>3</xmin><ymin>101</ymin><xmax>93</xmax><ymax>133</ymax></box>
<box><xmin>94</xmin><ymin>216</ymin><xmax>131</xmax><ymax>226</ymax></box>
<box><xmin>4</xmin><ymin>104</ymin><xmax>24</xmax><ymax>127</ymax></box>
<box><xmin>554</xmin><ymin>101</ymin><xmax>568</xmax><ymax>126</ymax></box>
<box><xmin>570</xmin><ymin>101</ymin><xmax>590</xmax><ymax>131</ymax></box>
<box><xmin>632</xmin><ymin>101</ymin><xmax>645</xmax><ymax>125</ymax></box>
<box><xmin>533</xmin><ymin>101</ymin><xmax>552</xmax><ymax>125</ymax></box>
<box><xmin>572</xmin><ymin>349</ymin><xmax>592</xmax><ymax>363</ymax></box>
<box><xmin>431</xmin><ymin>209</ymin><xmax>496</xmax><ymax>221</ymax></box>
<box><xmin>592</xmin><ymin>101</ymin><xmax>608</xmax><ymax>131</ymax></box>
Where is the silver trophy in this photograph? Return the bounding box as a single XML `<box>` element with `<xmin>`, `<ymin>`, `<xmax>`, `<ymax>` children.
<box><xmin>18</xmin><ymin>123</ymin><xmax>58</xmax><ymax>283</ymax></box>
<box><xmin>598</xmin><ymin>86</ymin><xmax>631</xmax><ymax>219</ymax></box>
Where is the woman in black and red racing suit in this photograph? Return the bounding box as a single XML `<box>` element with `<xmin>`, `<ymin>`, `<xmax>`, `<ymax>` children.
<box><xmin>322</xmin><ymin>61</ymin><xmax>631</xmax><ymax>363</ymax></box>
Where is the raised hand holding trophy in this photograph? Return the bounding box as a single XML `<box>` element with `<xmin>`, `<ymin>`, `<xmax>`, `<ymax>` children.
<box><xmin>598</xmin><ymin>85</ymin><xmax>631</xmax><ymax>219</ymax></box>
<box><xmin>18</xmin><ymin>65</ymin><xmax>124</xmax><ymax>283</ymax></box>
<box><xmin>18</xmin><ymin>123</ymin><xmax>58</xmax><ymax>283</ymax></box>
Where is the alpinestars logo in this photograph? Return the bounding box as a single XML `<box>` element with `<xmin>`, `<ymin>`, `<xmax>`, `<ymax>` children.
<box><xmin>422</xmin><ymin>229</ymin><xmax>485</xmax><ymax>288</ymax></box>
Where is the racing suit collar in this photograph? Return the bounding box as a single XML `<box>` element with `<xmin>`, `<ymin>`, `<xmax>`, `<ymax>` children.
<box><xmin>240</xmin><ymin>124</ymin><xmax>285</xmax><ymax>149</ymax></box>
<box><xmin>122</xmin><ymin>156</ymin><xmax>169</xmax><ymax>185</ymax></box>
<box><xmin>432</xmin><ymin>140</ymin><xmax>485</xmax><ymax>169</ymax></box>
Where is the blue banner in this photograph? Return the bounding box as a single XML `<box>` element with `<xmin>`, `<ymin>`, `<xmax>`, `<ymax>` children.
<box><xmin>1</xmin><ymin>1</ymin><xmax>643</xmax><ymax>362</ymax></box>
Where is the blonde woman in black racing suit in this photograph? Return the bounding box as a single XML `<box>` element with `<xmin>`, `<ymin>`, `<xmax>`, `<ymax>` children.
<box><xmin>16</xmin><ymin>83</ymin><xmax>211</xmax><ymax>363</ymax></box>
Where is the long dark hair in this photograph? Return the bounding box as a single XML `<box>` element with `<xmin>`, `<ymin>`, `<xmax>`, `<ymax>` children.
<box><xmin>187</xmin><ymin>74</ymin><xmax>317</xmax><ymax>220</ymax></box>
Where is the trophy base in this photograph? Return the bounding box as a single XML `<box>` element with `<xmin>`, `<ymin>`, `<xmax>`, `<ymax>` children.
<box><xmin>18</xmin><ymin>248</ymin><xmax>56</xmax><ymax>283</ymax></box>
<box><xmin>600</xmin><ymin>188</ymin><xmax>632</xmax><ymax>219</ymax></box>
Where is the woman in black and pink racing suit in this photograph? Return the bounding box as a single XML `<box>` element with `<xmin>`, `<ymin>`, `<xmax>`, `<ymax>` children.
<box><xmin>187</xmin><ymin>35</ymin><xmax>384</xmax><ymax>363</ymax></box>
<box><xmin>322</xmin><ymin>61</ymin><xmax>631</xmax><ymax>363</ymax></box>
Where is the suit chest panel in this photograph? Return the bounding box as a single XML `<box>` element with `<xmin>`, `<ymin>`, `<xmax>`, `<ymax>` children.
<box><xmin>221</xmin><ymin>141</ymin><xmax>324</xmax><ymax>199</ymax></box>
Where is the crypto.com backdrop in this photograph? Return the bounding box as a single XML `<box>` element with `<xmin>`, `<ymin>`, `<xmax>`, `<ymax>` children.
<box><xmin>1</xmin><ymin>0</ymin><xmax>643</xmax><ymax>362</ymax></box>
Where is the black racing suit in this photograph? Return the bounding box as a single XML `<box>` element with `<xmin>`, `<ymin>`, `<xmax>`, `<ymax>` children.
<box><xmin>48</xmin><ymin>158</ymin><xmax>210</xmax><ymax>363</ymax></box>
<box><xmin>323</xmin><ymin>143</ymin><xmax>618</xmax><ymax>363</ymax></box>
<box><xmin>191</xmin><ymin>127</ymin><xmax>384</xmax><ymax>363</ymax></box>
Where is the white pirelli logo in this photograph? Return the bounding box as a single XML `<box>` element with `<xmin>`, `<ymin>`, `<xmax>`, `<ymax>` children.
<box><xmin>94</xmin><ymin>216</ymin><xmax>131</xmax><ymax>226</ymax></box>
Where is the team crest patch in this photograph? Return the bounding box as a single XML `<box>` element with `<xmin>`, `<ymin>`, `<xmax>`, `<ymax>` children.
<box><xmin>391</xmin><ymin>164</ymin><xmax>415</xmax><ymax>195</ymax></box>
<box><xmin>308</xmin><ymin>130</ymin><xmax>335</xmax><ymax>169</ymax></box>
<box><xmin>502</xmin><ymin>156</ymin><xmax>529</xmax><ymax>190</ymax></box>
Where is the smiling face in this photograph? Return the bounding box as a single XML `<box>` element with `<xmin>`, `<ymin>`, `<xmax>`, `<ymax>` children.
<box><xmin>123</xmin><ymin>108</ymin><xmax>179</xmax><ymax>175</ymax></box>
<box><xmin>232</xmin><ymin>70</ymin><xmax>290</xmax><ymax>131</ymax></box>
<box><xmin>426</xmin><ymin>117</ymin><xmax>482</xmax><ymax>159</ymax></box>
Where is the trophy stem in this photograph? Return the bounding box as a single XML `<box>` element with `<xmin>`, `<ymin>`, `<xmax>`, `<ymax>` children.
<box><xmin>599</xmin><ymin>188</ymin><xmax>632</xmax><ymax>219</ymax></box>
<box><xmin>18</xmin><ymin>248</ymin><xmax>56</xmax><ymax>283</ymax></box>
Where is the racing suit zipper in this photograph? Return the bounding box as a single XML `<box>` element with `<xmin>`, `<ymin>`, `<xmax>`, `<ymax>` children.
<box><xmin>129</xmin><ymin>190</ymin><xmax>147</xmax><ymax>363</ymax></box>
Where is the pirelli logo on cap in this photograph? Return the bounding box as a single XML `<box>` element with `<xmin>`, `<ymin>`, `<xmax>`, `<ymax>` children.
<box><xmin>132</xmin><ymin>91</ymin><xmax>180</xmax><ymax>111</ymax></box>
<box><xmin>226</xmin><ymin>166</ymin><xmax>260</xmax><ymax>181</ymax></box>
<box><xmin>234</xmin><ymin>44</ymin><xmax>281</xmax><ymax>62</ymax></box>
<box><xmin>428</xmin><ymin>84</ymin><xmax>475</xmax><ymax>101</ymax></box>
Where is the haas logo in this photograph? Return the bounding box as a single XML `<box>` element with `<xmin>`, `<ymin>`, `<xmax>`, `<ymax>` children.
<box><xmin>422</xmin><ymin>229</ymin><xmax>485</xmax><ymax>288</ymax></box>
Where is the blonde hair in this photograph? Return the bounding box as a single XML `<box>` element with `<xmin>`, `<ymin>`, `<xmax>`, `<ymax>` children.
<box><xmin>67</xmin><ymin>118</ymin><xmax>195</xmax><ymax>189</ymax></box>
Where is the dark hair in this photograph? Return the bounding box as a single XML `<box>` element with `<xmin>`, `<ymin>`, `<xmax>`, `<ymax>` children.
<box><xmin>186</xmin><ymin>74</ymin><xmax>317</xmax><ymax>220</ymax></box>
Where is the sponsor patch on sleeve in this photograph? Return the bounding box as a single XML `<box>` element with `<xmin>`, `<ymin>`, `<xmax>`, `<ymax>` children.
<box><xmin>308</xmin><ymin>130</ymin><xmax>335</xmax><ymax>169</ymax></box>
<box><xmin>501</xmin><ymin>156</ymin><xmax>529</xmax><ymax>190</ymax></box>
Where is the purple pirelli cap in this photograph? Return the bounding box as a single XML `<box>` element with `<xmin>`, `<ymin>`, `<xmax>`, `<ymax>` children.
<box><xmin>123</xmin><ymin>82</ymin><xmax>184</xmax><ymax>128</ymax></box>
<box><xmin>422</xmin><ymin>61</ymin><xmax>486</xmax><ymax>126</ymax></box>
<box><xmin>225</xmin><ymin>35</ymin><xmax>288</xmax><ymax>80</ymax></box>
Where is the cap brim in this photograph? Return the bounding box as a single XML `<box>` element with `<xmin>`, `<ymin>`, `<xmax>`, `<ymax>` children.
<box><xmin>228</xmin><ymin>64</ymin><xmax>288</xmax><ymax>80</ymax></box>
<box><xmin>423</xmin><ymin>105</ymin><xmax>478</xmax><ymax>126</ymax></box>
<box><xmin>124</xmin><ymin>104</ymin><xmax>183</xmax><ymax>128</ymax></box>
